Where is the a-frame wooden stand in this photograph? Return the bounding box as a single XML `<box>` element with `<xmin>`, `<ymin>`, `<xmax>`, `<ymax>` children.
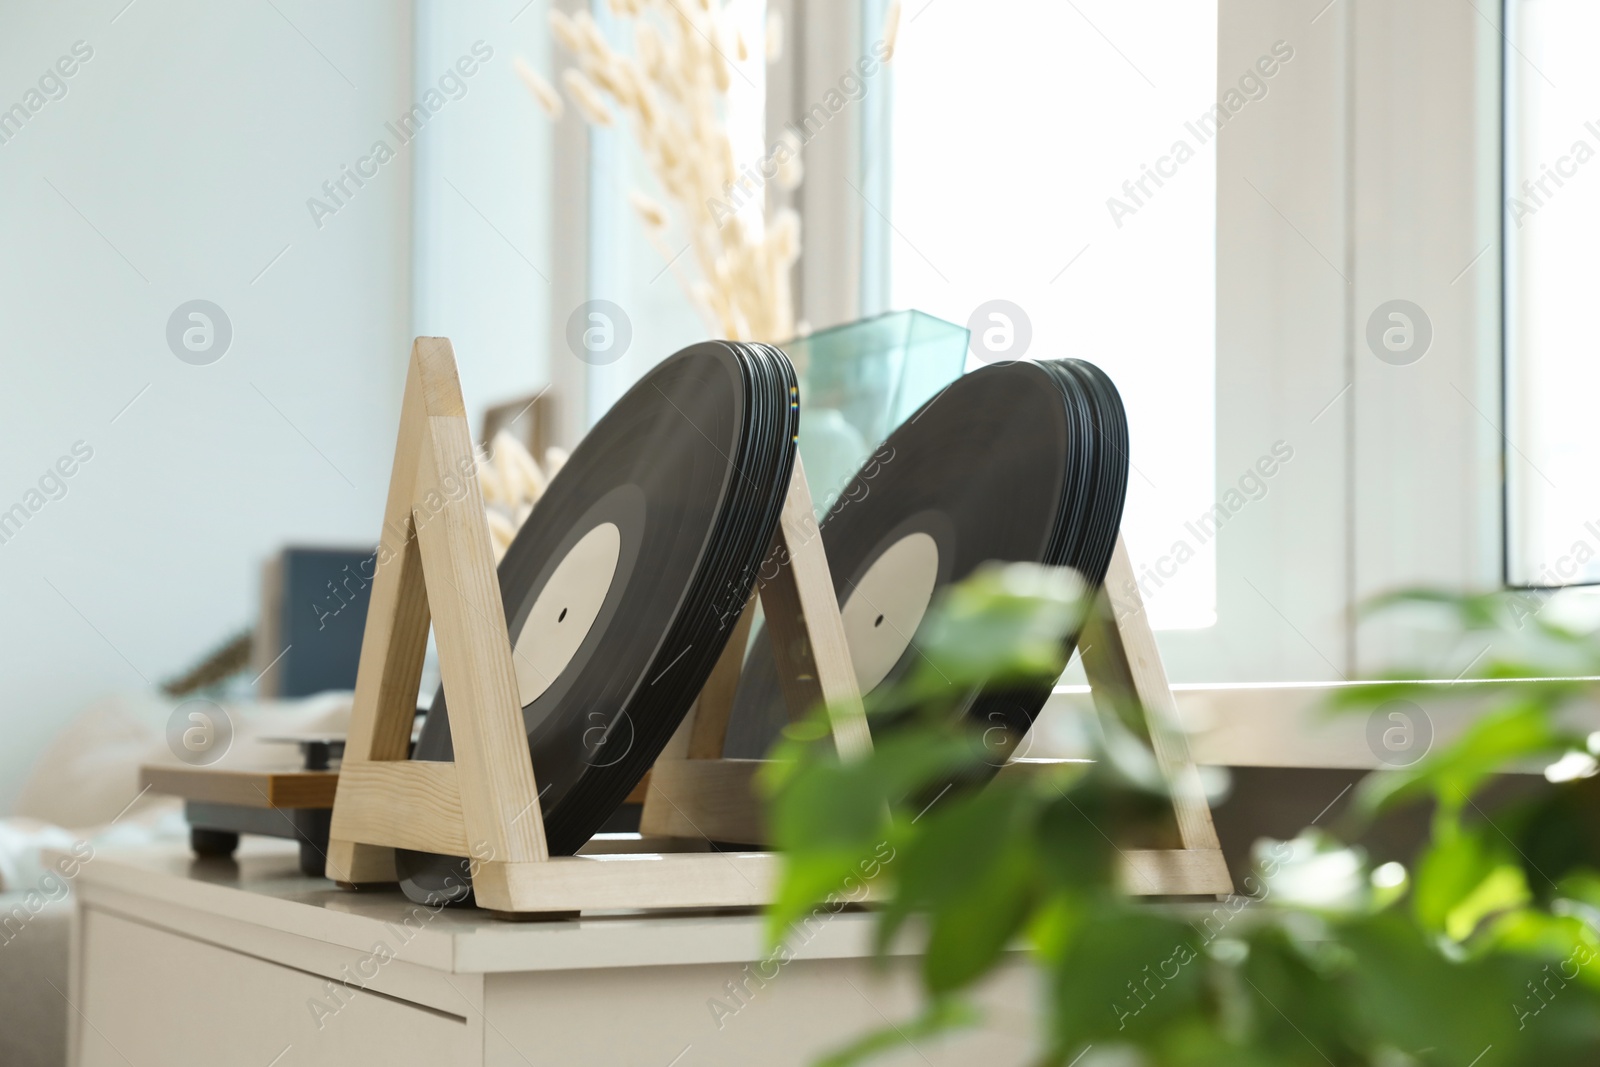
<box><xmin>326</xmin><ymin>338</ymin><xmax>1230</xmax><ymax>916</ymax></box>
<box><xmin>640</xmin><ymin>535</ymin><xmax>1232</xmax><ymax>897</ymax></box>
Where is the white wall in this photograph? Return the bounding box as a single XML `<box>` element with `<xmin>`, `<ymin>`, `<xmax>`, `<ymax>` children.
<box><xmin>0</xmin><ymin>0</ymin><xmax>415</xmax><ymax>810</ymax></box>
<box><xmin>411</xmin><ymin>0</ymin><xmax>556</xmax><ymax>424</ymax></box>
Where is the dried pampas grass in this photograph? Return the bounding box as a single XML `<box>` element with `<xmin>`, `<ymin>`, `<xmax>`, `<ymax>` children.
<box><xmin>765</xmin><ymin>9</ymin><xmax>783</xmax><ymax>64</ymax></box>
<box><xmin>774</xmin><ymin>128</ymin><xmax>802</xmax><ymax>191</ymax></box>
<box><xmin>561</xmin><ymin>68</ymin><xmax>615</xmax><ymax>126</ymax></box>
<box><xmin>629</xmin><ymin>190</ymin><xmax>670</xmax><ymax>231</ymax></box>
<box><xmin>515</xmin><ymin>58</ymin><xmax>564</xmax><ymax>118</ymax></box>
<box><xmin>882</xmin><ymin>1</ymin><xmax>902</xmax><ymax>63</ymax></box>
<box><xmin>523</xmin><ymin>0</ymin><xmax>809</xmax><ymax>343</ymax></box>
<box><xmin>478</xmin><ymin>432</ymin><xmax>556</xmax><ymax>563</ymax></box>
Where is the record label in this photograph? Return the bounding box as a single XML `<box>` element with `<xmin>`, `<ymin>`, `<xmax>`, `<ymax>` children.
<box><xmin>839</xmin><ymin>530</ymin><xmax>940</xmax><ymax>694</ymax></box>
<box><xmin>512</xmin><ymin>522</ymin><xmax>622</xmax><ymax>706</ymax></box>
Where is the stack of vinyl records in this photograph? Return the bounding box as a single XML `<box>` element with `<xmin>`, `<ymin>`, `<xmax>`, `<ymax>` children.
<box><xmin>722</xmin><ymin>357</ymin><xmax>1130</xmax><ymax>763</ymax></box>
<box><xmin>399</xmin><ymin>340</ymin><xmax>799</xmax><ymax>905</ymax></box>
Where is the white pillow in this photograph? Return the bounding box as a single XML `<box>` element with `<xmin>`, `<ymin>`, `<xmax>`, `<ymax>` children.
<box><xmin>12</xmin><ymin>689</ymin><xmax>354</xmax><ymax>833</ymax></box>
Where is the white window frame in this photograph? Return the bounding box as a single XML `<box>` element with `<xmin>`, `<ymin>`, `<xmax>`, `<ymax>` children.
<box><xmin>554</xmin><ymin>0</ymin><xmax>1507</xmax><ymax>685</ymax></box>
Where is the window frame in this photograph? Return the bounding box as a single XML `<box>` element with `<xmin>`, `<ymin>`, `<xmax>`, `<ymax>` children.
<box><xmin>1498</xmin><ymin>0</ymin><xmax>1600</xmax><ymax>595</ymax></box>
<box><xmin>559</xmin><ymin>0</ymin><xmax>1509</xmax><ymax>684</ymax></box>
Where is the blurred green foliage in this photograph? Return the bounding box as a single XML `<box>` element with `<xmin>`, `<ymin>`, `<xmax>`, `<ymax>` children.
<box><xmin>761</xmin><ymin>569</ymin><xmax>1600</xmax><ymax>1066</ymax></box>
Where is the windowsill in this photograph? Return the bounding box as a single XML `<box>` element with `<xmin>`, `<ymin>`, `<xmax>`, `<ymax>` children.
<box><xmin>1035</xmin><ymin>677</ymin><xmax>1600</xmax><ymax>771</ymax></box>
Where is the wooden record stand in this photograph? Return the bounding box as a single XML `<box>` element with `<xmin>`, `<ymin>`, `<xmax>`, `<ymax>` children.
<box><xmin>326</xmin><ymin>338</ymin><xmax>1232</xmax><ymax>916</ymax></box>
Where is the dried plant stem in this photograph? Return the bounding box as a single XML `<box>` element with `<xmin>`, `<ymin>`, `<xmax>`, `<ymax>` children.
<box><xmin>533</xmin><ymin>0</ymin><xmax>805</xmax><ymax>343</ymax></box>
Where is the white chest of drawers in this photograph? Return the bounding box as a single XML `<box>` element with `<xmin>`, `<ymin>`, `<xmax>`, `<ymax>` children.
<box><xmin>63</xmin><ymin>842</ymin><xmax>1035</xmax><ymax>1066</ymax></box>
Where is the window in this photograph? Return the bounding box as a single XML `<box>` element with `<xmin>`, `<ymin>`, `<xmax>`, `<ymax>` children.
<box><xmin>563</xmin><ymin>0</ymin><xmax>1506</xmax><ymax>682</ymax></box>
<box><xmin>881</xmin><ymin>0</ymin><xmax>1218</xmax><ymax>628</ymax></box>
<box><xmin>1505</xmin><ymin>0</ymin><xmax>1600</xmax><ymax>587</ymax></box>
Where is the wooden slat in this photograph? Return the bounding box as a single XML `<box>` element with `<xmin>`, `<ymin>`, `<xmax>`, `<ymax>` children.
<box><xmin>624</xmin><ymin>773</ymin><xmax>652</xmax><ymax>805</ymax></box>
<box><xmin>757</xmin><ymin>456</ymin><xmax>873</xmax><ymax>760</ymax></box>
<box><xmin>413</xmin><ymin>413</ymin><xmax>547</xmax><ymax>867</ymax></box>
<box><xmin>140</xmin><ymin>766</ymin><xmax>338</xmax><ymax>810</ymax></box>
<box><xmin>1118</xmin><ymin>849</ymin><xmax>1234</xmax><ymax>897</ymax></box>
<box><xmin>328</xmin><ymin>338</ymin><xmax>546</xmax><ymax>885</ymax></box>
<box><xmin>474</xmin><ymin>845</ymin><xmax>1225</xmax><ymax>914</ymax></box>
<box><xmin>327</xmin><ymin>761</ymin><xmax>469</xmax><ymax>858</ymax></box>
<box><xmin>1080</xmin><ymin>536</ymin><xmax>1225</xmax><ymax>857</ymax></box>
<box><xmin>639</xmin><ymin>759</ymin><xmax>766</xmax><ymax>845</ymax></box>
<box><xmin>686</xmin><ymin>595</ymin><xmax>757</xmax><ymax>760</ymax></box>
<box><xmin>475</xmin><ymin>852</ymin><xmax>793</xmax><ymax>913</ymax></box>
<box><xmin>637</xmin><ymin>724</ymin><xmax>693</xmax><ymax>837</ymax></box>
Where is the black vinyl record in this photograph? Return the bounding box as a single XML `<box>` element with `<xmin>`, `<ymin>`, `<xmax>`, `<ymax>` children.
<box><xmin>722</xmin><ymin>357</ymin><xmax>1129</xmax><ymax>763</ymax></box>
<box><xmin>398</xmin><ymin>341</ymin><xmax>798</xmax><ymax>904</ymax></box>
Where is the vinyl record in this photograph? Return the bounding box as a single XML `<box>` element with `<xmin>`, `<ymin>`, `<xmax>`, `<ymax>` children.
<box><xmin>398</xmin><ymin>340</ymin><xmax>798</xmax><ymax>904</ymax></box>
<box><xmin>722</xmin><ymin>357</ymin><xmax>1129</xmax><ymax>763</ymax></box>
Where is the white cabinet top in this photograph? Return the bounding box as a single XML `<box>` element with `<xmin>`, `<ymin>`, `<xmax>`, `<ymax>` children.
<box><xmin>67</xmin><ymin>840</ymin><xmax>887</xmax><ymax>976</ymax></box>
